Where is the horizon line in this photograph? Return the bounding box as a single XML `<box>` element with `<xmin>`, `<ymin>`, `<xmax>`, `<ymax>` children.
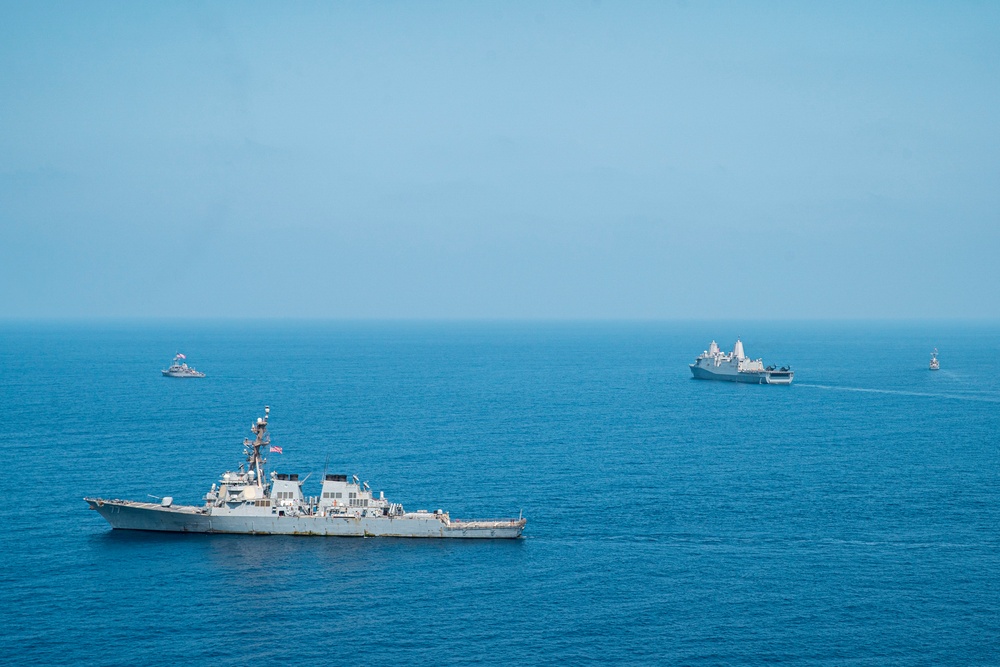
<box><xmin>1</xmin><ymin>316</ymin><xmax>998</xmax><ymax>325</ymax></box>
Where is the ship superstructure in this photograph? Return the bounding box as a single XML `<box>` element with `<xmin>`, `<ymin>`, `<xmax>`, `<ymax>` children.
<box><xmin>162</xmin><ymin>353</ymin><xmax>205</xmax><ymax>378</ymax></box>
<box><xmin>86</xmin><ymin>407</ymin><xmax>525</xmax><ymax>538</ymax></box>
<box><xmin>929</xmin><ymin>348</ymin><xmax>940</xmax><ymax>370</ymax></box>
<box><xmin>690</xmin><ymin>338</ymin><xmax>793</xmax><ymax>385</ymax></box>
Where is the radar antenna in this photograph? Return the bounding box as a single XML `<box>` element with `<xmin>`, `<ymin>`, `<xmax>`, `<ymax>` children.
<box><xmin>243</xmin><ymin>405</ymin><xmax>271</xmax><ymax>490</ymax></box>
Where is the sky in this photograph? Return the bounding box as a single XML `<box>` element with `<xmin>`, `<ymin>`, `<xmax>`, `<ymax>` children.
<box><xmin>2</xmin><ymin>1</ymin><xmax>998</xmax><ymax>319</ymax></box>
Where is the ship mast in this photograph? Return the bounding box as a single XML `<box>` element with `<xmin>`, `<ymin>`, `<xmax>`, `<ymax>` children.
<box><xmin>243</xmin><ymin>406</ymin><xmax>270</xmax><ymax>490</ymax></box>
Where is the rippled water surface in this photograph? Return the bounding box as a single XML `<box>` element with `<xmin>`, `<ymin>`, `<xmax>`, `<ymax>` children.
<box><xmin>2</xmin><ymin>321</ymin><xmax>998</xmax><ymax>665</ymax></box>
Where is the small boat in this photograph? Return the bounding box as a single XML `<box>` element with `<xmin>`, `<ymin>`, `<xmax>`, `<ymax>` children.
<box><xmin>162</xmin><ymin>353</ymin><xmax>206</xmax><ymax>378</ymax></box>
<box><xmin>929</xmin><ymin>348</ymin><xmax>940</xmax><ymax>371</ymax></box>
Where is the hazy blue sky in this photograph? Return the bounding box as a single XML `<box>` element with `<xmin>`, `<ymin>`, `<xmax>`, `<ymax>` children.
<box><xmin>2</xmin><ymin>2</ymin><xmax>998</xmax><ymax>319</ymax></box>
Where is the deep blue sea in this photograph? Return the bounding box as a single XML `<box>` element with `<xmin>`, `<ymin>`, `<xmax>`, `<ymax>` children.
<box><xmin>2</xmin><ymin>321</ymin><xmax>999</xmax><ymax>666</ymax></box>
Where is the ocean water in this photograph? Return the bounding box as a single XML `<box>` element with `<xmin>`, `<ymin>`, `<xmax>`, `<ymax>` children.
<box><xmin>2</xmin><ymin>321</ymin><xmax>998</xmax><ymax>666</ymax></box>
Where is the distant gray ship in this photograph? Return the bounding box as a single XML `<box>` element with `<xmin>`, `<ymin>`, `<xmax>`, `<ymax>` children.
<box><xmin>929</xmin><ymin>348</ymin><xmax>940</xmax><ymax>370</ymax></box>
<box><xmin>86</xmin><ymin>407</ymin><xmax>526</xmax><ymax>538</ymax></box>
<box><xmin>162</xmin><ymin>353</ymin><xmax>205</xmax><ymax>378</ymax></box>
<box><xmin>690</xmin><ymin>339</ymin><xmax>793</xmax><ymax>385</ymax></box>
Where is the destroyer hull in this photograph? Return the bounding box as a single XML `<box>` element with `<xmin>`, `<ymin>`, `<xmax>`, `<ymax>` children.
<box><xmin>690</xmin><ymin>365</ymin><xmax>793</xmax><ymax>385</ymax></box>
<box><xmin>85</xmin><ymin>499</ymin><xmax>525</xmax><ymax>539</ymax></box>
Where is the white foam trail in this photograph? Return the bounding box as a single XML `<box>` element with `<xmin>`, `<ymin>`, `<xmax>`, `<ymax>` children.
<box><xmin>796</xmin><ymin>383</ymin><xmax>1000</xmax><ymax>403</ymax></box>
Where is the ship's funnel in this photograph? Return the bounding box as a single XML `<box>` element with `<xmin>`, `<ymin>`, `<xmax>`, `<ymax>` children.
<box><xmin>733</xmin><ymin>338</ymin><xmax>745</xmax><ymax>360</ymax></box>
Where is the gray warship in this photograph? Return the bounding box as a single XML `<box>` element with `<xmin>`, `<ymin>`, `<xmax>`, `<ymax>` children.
<box><xmin>162</xmin><ymin>353</ymin><xmax>205</xmax><ymax>378</ymax></box>
<box><xmin>85</xmin><ymin>407</ymin><xmax>526</xmax><ymax>539</ymax></box>
<box><xmin>690</xmin><ymin>338</ymin><xmax>793</xmax><ymax>385</ymax></box>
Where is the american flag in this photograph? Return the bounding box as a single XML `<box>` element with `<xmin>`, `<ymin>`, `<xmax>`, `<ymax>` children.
<box><xmin>176</xmin><ymin>353</ymin><xmax>186</xmax><ymax>359</ymax></box>
<box><xmin>270</xmin><ymin>446</ymin><xmax>283</xmax><ymax>454</ymax></box>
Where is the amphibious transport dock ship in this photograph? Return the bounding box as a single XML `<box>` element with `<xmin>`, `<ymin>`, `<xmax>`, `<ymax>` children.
<box><xmin>86</xmin><ymin>407</ymin><xmax>526</xmax><ymax>538</ymax></box>
<box><xmin>690</xmin><ymin>339</ymin><xmax>793</xmax><ymax>385</ymax></box>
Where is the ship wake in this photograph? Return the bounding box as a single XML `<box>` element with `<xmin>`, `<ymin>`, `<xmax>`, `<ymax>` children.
<box><xmin>797</xmin><ymin>383</ymin><xmax>1000</xmax><ymax>404</ymax></box>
